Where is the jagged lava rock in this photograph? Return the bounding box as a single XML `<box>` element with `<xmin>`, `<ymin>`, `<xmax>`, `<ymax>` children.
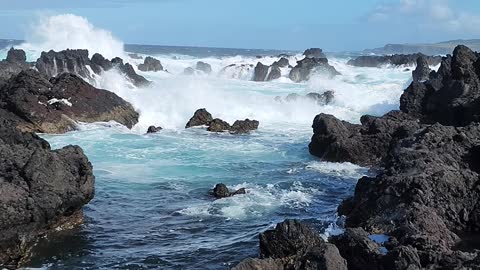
<box><xmin>146</xmin><ymin>126</ymin><xmax>162</xmax><ymax>133</ymax></box>
<box><xmin>206</xmin><ymin>118</ymin><xmax>231</xmax><ymax>132</ymax></box>
<box><xmin>412</xmin><ymin>56</ymin><xmax>431</xmax><ymax>82</ymax></box>
<box><xmin>0</xmin><ymin>48</ymin><xmax>31</xmax><ymax>81</ymax></box>
<box><xmin>138</xmin><ymin>56</ymin><xmax>163</xmax><ymax>72</ymax></box>
<box><xmin>0</xmin><ymin>126</ymin><xmax>94</xmax><ymax>268</ymax></box>
<box><xmin>185</xmin><ymin>108</ymin><xmax>213</xmax><ymax>128</ymax></box>
<box><xmin>289</xmin><ymin>57</ymin><xmax>340</xmax><ymax>82</ymax></box>
<box><xmin>230</xmin><ymin>119</ymin><xmax>259</xmax><ymax>134</ymax></box>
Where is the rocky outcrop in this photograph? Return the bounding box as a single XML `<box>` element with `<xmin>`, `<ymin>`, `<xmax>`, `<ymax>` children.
<box><xmin>0</xmin><ymin>125</ymin><xmax>94</xmax><ymax>268</ymax></box>
<box><xmin>0</xmin><ymin>48</ymin><xmax>31</xmax><ymax>81</ymax></box>
<box><xmin>138</xmin><ymin>56</ymin><xmax>163</xmax><ymax>72</ymax></box>
<box><xmin>146</xmin><ymin>126</ymin><xmax>162</xmax><ymax>133</ymax></box>
<box><xmin>185</xmin><ymin>108</ymin><xmax>213</xmax><ymax>128</ymax></box>
<box><xmin>412</xmin><ymin>56</ymin><xmax>431</xmax><ymax>82</ymax></box>
<box><xmin>234</xmin><ymin>220</ymin><xmax>347</xmax><ymax>270</ymax></box>
<box><xmin>196</xmin><ymin>61</ymin><xmax>212</xmax><ymax>74</ymax></box>
<box><xmin>289</xmin><ymin>55</ymin><xmax>340</xmax><ymax>82</ymax></box>
<box><xmin>185</xmin><ymin>109</ymin><xmax>259</xmax><ymax>134</ymax></box>
<box><xmin>35</xmin><ymin>49</ymin><xmax>150</xmax><ymax>87</ymax></box>
<box><xmin>0</xmin><ymin>69</ymin><xmax>139</xmax><ymax>133</ymax></box>
<box><xmin>348</xmin><ymin>53</ymin><xmax>442</xmax><ymax>68</ymax></box>
<box><xmin>306</xmin><ymin>45</ymin><xmax>480</xmax><ymax>269</ymax></box>
<box><xmin>253</xmin><ymin>61</ymin><xmax>282</xmax><ymax>82</ymax></box>
<box><xmin>212</xmin><ymin>183</ymin><xmax>246</xmax><ymax>199</ymax></box>
<box><xmin>303</xmin><ymin>48</ymin><xmax>326</xmax><ymax>59</ymax></box>
<box><xmin>278</xmin><ymin>91</ymin><xmax>335</xmax><ymax>105</ymax></box>
<box><xmin>274</xmin><ymin>57</ymin><xmax>290</xmax><ymax>68</ymax></box>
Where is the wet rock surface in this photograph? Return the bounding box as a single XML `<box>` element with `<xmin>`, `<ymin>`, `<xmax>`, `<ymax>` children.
<box><xmin>146</xmin><ymin>126</ymin><xmax>162</xmax><ymax>133</ymax></box>
<box><xmin>289</xmin><ymin>49</ymin><xmax>340</xmax><ymax>82</ymax></box>
<box><xmin>212</xmin><ymin>183</ymin><xmax>246</xmax><ymax>199</ymax></box>
<box><xmin>35</xmin><ymin>49</ymin><xmax>150</xmax><ymax>87</ymax></box>
<box><xmin>186</xmin><ymin>109</ymin><xmax>259</xmax><ymax>134</ymax></box>
<box><xmin>138</xmin><ymin>56</ymin><xmax>163</xmax><ymax>72</ymax></box>
<box><xmin>0</xmin><ymin>124</ymin><xmax>94</xmax><ymax>268</ymax></box>
<box><xmin>0</xmin><ymin>69</ymin><xmax>139</xmax><ymax>133</ymax></box>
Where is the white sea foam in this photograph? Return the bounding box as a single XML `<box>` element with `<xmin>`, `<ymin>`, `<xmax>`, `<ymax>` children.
<box><xmin>305</xmin><ymin>161</ymin><xmax>369</xmax><ymax>179</ymax></box>
<box><xmin>19</xmin><ymin>14</ymin><xmax>125</xmax><ymax>60</ymax></box>
<box><xmin>178</xmin><ymin>181</ymin><xmax>319</xmax><ymax>219</ymax></box>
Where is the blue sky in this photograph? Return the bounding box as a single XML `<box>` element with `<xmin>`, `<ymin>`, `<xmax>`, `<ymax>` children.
<box><xmin>0</xmin><ymin>0</ymin><xmax>479</xmax><ymax>51</ymax></box>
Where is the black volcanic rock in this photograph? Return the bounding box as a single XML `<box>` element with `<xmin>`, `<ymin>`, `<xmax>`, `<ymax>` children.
<box><xmin>0</xmin><ymin>70</ymin><xmax>139</xmax><ymax>133</ymax></box>
<box><xmin>306</xmin><ymin>91</ymin><xmax>335</xmax><ymax>105</ymax></box>
<box><xmin>35</xmin><ymin>49</ymin><xmax>151</xmax><ymax>87</ymax></box>
<box><xmin>212</xmin><ymin>183</ymin><xmax>246</xmax><ymax>199</ymax></box>
<box><xmin>348</xmin><ymin>53</ymin><xmax>442</xmax><ymax>68</ymax></box>
<box><xmin>266</xmin><ymin>65</ymin><xmax>281</xmax><ymax>81</ymax></box>
<box><xmin>6</xmin><ymin>48</ymin><xmax>26</xmax><ymax>63</ymax></box>
<box><xmin>196</xmin><ymin>61</ymin><xmax>212</xmax><ymax>74</ymax></box>
<box><xmin>230</xmin><ymin>119</ymin><xmax>259</xmax><ymax>134</ymax></box>
<box><xmin>0</xmin><ymin>48</ymin><xmax>31</xmax><ymax>81</ymax></box>
<box><xmin>147</xmin><ymin>126</ymin><xmax>162</xmax><ymax>133</ymax></box>
<box><xmin>0</xmin><ymin>126</ymin><xmax>94</xmax><ymax>268</ymax></box>
<box><xmin>289</xmin><ymin>57</ymin><xmax>340</xmax><ymax>82</ymax></box>
<box><xmin>303</xmin><ymin>48</ymin><xmax>326</xmax><ymax>59</ymax></box>
<box><xmin>138</xmin><ymin>56</ymin><xmax>163</xmax><ymax>72</ymax></box>
<box><xmin>185</xmin><ymin>108</ymin><xmax>213</xmax><ymax>128</ymax></box>
<box><xmin>412</xmin><ymin>56</ymin><xmax>431</xmax><ymax>82</ymax></box>
<box><xmin>274</xmin><ymin>57</ymin><xmax>289</xmax><ymax>68</ymax></box>
<box><xmin>253</xmin><ymin>62</ymin><xmax>269</xmax><ymax>81</ymax></box>
<box><xmin>206</xmin><ymin>118</ymin><xmax>231</xmax><ymax>132</ymax></box>
<box><xmin>235</xmin><ymin>220</ymin><xmax>347</xmax><ymax>270</ymax></box>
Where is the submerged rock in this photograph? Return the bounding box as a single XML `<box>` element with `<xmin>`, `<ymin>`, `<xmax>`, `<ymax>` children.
<box><xmin>0</xmin><ymin>69</ymin><xmax>139</xmax><ymax>133</ymax></box>
<box><xmin>183</xmin><ymin>67</ymin><xmax>195</xmax><ymax>75</ymax></box>
<box><xmin>212</xmin><ymin>183</ymin><xmax>246</xmax><ymax>199</ymax></box>
<box><xmin>196</xmin><ymin>61</ymin><xmax>212</xmax><ymax>74</ymax></box>
<box><xmin>0</xmin><ymin>126</ymin><xmax>94</xmax><ymax>268</ymax></box>
<box><xmin>306</xmin><ymin>91</ymin><xmax>335</xmax><ymax>105</ymax></box>
<box><xmin>138</xmin><ymin>56</ymin><xmax>163</xmax><ymax>72</ymax></box>
<box><xmin>185</xmin><ymin>108</ymin><xmax>213</xmax><ymax>128</ymax></box>
<box><xmin>147</xmin><ymin>126</ymin><xmax>162</xmax><ymax>133</ymax></box>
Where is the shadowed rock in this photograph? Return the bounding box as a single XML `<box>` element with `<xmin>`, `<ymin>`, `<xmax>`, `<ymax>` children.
<box><xmin>412</xmin><ymin>56</ymin><xmax>431</xmax><ymax>82</ymax></box>
<box><xmin>146</xmin><ymin>126</ymin><xmax>162</xmax><ymax>133</ymax></box>
<box><xmin>196</xmin><ymin>61</ymin><xmax>212</xmax><ymax>74</ymax></box>
<box><xmin>0</xmin><ymin>48</ymin><xmax>32</xmax><ymax>81</ymax></box>
<box><xmin>206</xmin><ymin>118</ymin><xmax>231</xmax><ymax>132</ymax></box>
<box><xmin>348</xmin><ymin>53</ymin><xmax>442</xmax><ymax>68</ymax></box>
<box><xmin>185</xmin><ymin>108</ymin><xmax>213</xmax><ymax>128</ymax></box>
<box><xmin>253</xmin><ymin>62</ymin><xmax>269</xmax><ymax>81</ymax></box>
<box><xmin>289</xmin><ymin>57</ymin><xmax>340</xmax><ymax>82</ymax></box>
<box><xmin>6</xmin><ymin>48</ymin><xmax>26</xmax><ymax>63</ymax></box>
<box><xmin>0</xmin><ymin>126</ymin><xmax>94</xmax><ymax>268</ymax></box>
<box><xmin>183</xmin><ymin>67</ymin><xmax>195</xmax><ymax>75</ymax></box>
<box><xmin>138</xmin><ymin>56</ymin><xmax>163</xmax><ymax>72</ymax></box>
<box><xmin>230</xmin><ymin>119</ymin><xmax>259</xmax><ymax>134</ymax></box>
<box><xmin>0</xmin><ymin>69</ymin><xmax>139</xmax><ymax>133</ymax></box>
<box><xmin>212</xmin><ymin>183</ymin><xmax>246</xmax><ymax>199</ymax></box>
<box><xmin>303</xmin><ymin>48</ymin><xmax>326</xmax><ymax>59</ymax></box>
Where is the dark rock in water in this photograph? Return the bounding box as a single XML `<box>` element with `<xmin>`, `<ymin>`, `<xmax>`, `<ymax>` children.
<box><xmin>256</xmin><ymin>55</ymin><xmax>263</xmax><ymax>59</ymax></box>
<box><xmin>230</xmin><ymin>119</ymin><xmax>259</xmax><ymax>134</ymax></box>
<box><xmin>403</xmin><ymin>68</ymin><xmax>411</xmax><ymax>72</ymax></box>
<box><xmin>0</xmin><ymin>48</ymin><xmax>31</xmax><ymax>81</ymax></box>
<box><xmin>6</xmin><ymin>47</ymin><xmax>26</xmax><ymax>63</ymax></box>
<box><xmin>138</xmin><ymin>56</ymin><xmax>163</xmax><ymax>72</ymax></box>
<box><xmin>303</xmin><ymin>48</ymin><xmax>326</xmax><ymax>59</ymax></box>
<box><xmin>35</xmin><ymin>49</ymin><xmax>151</xmax><ymax>87</ymax></box>
<box><xmin>0</xmin><ymin>126</ymin><xmax>94</xmax><ymax>268</ymax></box>
<box><xmin>36</xmin><ymin>49</ymin><xmax>91</xmax><ymax>79</ymax></box>
<box><xmin>128</xmin><ymin>53</ymin><xmax>143</xmax><ymax>59</ymax></box>
<box><xmin>289</xmin><ymin>57</ymin><xmax>340</xmax><ymax>82</ymax></box>
<box><xmin>306</xmin><ymin>91</ymin><xmax>335</xmax><ymax>105</ymax></box>
<box><xmin>273</xmin><ymin>57</ymin><xmax>290</xmax><ymax>68</ymax></box>
<box><xmin>147</xmin><ymin>126</ymin><xmax>162</xmax><ymax>133</ymax></box>
<box><xmin>196</xmin><ymin>61</ymin><xmax>212</xmax><ymax>74</ymax></box>
<box><xmin>183</xmin><ymin>67</ymin><xmax>195</xmax><ymax>75</ymax></box>
<box><xmin>348</xmin><ymin>53</ymin><xmax>442</xmax><ymax>68</ymax></box>
<box><xmin>235</xmin><ymin>220</ymin><xmax>347</xmax><ymax>270</ymax></box>
<box><xmin>206</xmin><ymin>118</ymin><xmax>231</xmax><ymax>132</ymax></box>
<box><xmin>266</xmin><ymin>65</ymin><xmax>281</xmax><ymax>81</ymax></box>
<box><xmin>0</xmin><ymin>69</ymin><xmax>139</xmax><ymax>133</ymax></box>
<box><xmin>185</xmin><ymin>108</ymin><xmax>213</xmax><ymax>128</ymax></box>
<box><xmin>212</xmin><ymin>183</ymin><xmax>246</xmax><ymax>199</ymax></box>
<box><xmin>412</xmin><ymin>56</ymin><xmax>431</xmax><ymax>82</ymax></box>
<box><xmin>253</xmin><ymin>62</ymin><xmax>269</xmax><ymax>81</ymax></box>
<box><xmin>305</xmin><ymin>45</ymin><xmax>480</xmax><ymax>270</ymax></box>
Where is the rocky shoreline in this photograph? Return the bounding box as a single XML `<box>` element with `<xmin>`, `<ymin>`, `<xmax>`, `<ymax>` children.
<box><xmin>236</xmin><ymin>45</ymin><xmax>480</xmax><ymax>269</ymax></box>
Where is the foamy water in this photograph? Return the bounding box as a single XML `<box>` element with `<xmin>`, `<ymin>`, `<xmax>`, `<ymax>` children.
<box><xmin>2</xmin><ymin>14</ymin><xmax>414</xmax><ymax>270</ymax></box>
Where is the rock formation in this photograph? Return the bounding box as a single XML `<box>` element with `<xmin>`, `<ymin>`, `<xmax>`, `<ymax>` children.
<box><xmin>138</xmin><ymin>56</ymin><xmax>163</xmax><ymax>72</ymax></box>
<box><xmin>185</xmin><ymin>109</ymin><xmax>259</xmax><ymax>134</ymax></box>
<box><xmin>0</xmin><ymin>119</ymin><xmax>94</xmax><ymax>268</ymax></box>
<box><xmin>35</xmin><ymin>49</ymin><xmax>150</xmax><ymax>87</ymax></box>
<box><xmin>411</xmin><ymin>56</ymin><xmax>431</xmax><ymax>82</ymax></box>
<box><xmin>147</xmin><ymin>126</ymin><xmax>162</xmax><ymax>133</ymax></box>
<box><xmin>289</xmin><ymin>49</ymin><xmax>340</xmax><ymax>82</ymax></box>
<box><xmin>196</xmin><ymin>61</ymin><xmax>212</xmax><ymax>74</ymax></box>
<box><xmin>0</xmin><ymin>48</ymin><xmax>32</xmax><ymax>81</ymax></box>
<box><xmin>348</xmin><ymin>53</ymin><xmax>442</xmax><ymax>68</ymax></box>
<box><xmin>212</xmin><ymin>183</ymin><xmax>246</xmax><ymax>199</ymax></box>
<box><xmin>0</xmin><ymin>69</ymin><xmax>139</xmax><ymax>133</ymax></box>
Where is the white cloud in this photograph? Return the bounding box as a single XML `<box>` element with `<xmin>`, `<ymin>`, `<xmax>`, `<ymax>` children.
<box><xmin>368</xmin><ymin>0</ymin><xmax>480</xmax><ymax>35</ymax></box>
